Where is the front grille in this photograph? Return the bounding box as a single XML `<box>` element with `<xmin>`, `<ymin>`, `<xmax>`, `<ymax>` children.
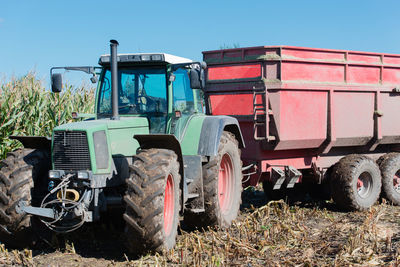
<box><xmin>53</xmin><ymin>131</ymin><xmax>91</xmax><ymax>171</ymax></box>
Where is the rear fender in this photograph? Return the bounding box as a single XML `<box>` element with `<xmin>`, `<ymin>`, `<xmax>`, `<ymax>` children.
<box><xmin>197</xmin><ymin>116</ymin><xmax>245</xmax><ymax>157</ymax></box>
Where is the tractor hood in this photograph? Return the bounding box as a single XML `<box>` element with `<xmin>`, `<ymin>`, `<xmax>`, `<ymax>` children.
<box><xmin>52</xmin><ymin>117</ymin><xmax>149</xmax><ymax>174</ymax></box>
<box><xmin>54</xmin><ymin>117</ymin><xmax>149</xmax><ymax>132</ymax></box>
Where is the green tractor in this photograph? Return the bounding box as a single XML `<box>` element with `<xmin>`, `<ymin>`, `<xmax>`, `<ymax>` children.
<box><xmin>0</xmin><ymin>40</ymin><xmax>244</xmax><ymax>253</ymax></box>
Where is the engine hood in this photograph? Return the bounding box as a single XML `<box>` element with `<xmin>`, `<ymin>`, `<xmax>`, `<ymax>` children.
<box><xmin>54</xmin><ymin>117</ymin><xmax>149</xmax><ymax>132</ymax></box>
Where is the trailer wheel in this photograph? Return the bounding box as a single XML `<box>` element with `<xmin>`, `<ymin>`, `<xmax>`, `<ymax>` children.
<box><xmin>330</xmin><ymin>155</ymin><xmax>381</xmax><ymax>211</ymax></box>
<box><xmin>0</xmin><ymin>149</ymin><xmax>50</xmax><ymax>248</ymax></box>
<box><xmin>123</xmin><ymin>149</ymin><xmax>180</xmax><ymax>254</ymax></box>
<box><xmin>185</xmin><ymin>131</ymin><xmax>242</xmax><ymax>229</ymax></box>
<box><xmin>378</xmin><ymin>153</ymin><xmax>400</xmax><ymax>205</ymax></box>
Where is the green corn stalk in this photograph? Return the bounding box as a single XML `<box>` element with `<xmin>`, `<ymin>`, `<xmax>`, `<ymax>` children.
<box><xmin>0</xmin><ymin>72</ymin><xmax>95</xmax><ymax>159</ymax></box>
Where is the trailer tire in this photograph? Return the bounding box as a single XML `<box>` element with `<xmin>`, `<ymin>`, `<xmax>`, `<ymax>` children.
<box><xmin>185</xmin><ymin>131</ymin><xmax>242</xmax><ymax>229</ymax></box>
<box><xmin>123</xmin><ymin>149</ymin><xmax>180</xmax><ymax>254</ymax></box>
<box><xmin>378</xmin><ymin>153</ymin><xmax>400</xmax><ymax>205</ymax></box>
<box><xmin>0</xmin><ymin>149</ymin><xmax>50</xmax><ymax>248</ymax></box>
<box><xmin>330</xmin><ymin>155</ymin><xmax>381</xmax><ymax>211</ymax></box>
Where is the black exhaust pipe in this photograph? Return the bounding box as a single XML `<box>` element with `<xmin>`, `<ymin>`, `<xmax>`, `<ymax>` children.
<box><xmin>110</xmin><ymin>40</ymin><xmax>119</xmax><ymax>120</ymax></box>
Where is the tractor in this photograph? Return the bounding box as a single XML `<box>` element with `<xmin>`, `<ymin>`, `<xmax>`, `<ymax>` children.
<box><xmin>0</xmin><ymin>40</ymin><xmax>244</xmax><ymax>253</ymax></box>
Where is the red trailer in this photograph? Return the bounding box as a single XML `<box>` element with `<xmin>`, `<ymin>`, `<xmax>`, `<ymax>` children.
<box><xmin>203</xmin><ymin>46</ymin><xmax>400</xmax><ymax>210</ymax></box>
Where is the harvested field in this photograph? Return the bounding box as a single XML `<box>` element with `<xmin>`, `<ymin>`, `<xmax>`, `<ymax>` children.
<box><xmin>1</xmin><ymin>187</ymin><xmax>400</xmax><ymax>267</ymax></box>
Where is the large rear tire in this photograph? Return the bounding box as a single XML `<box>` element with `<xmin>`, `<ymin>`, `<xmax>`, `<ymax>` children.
<box><xmin>330</xmin><ymin>155</ymin><xmax>381</xmax><ymax>211</ymax></box>
<box><xmin>378</xmin><ymin>153</ymin><xmax>400</xmax><ymax>205</ymax></box>
<box><xmin>123</xmin><ymin>149</ymin><xmax>180</xmax><ymax>254</ymax></box>
<box><xmin>0</xmin><ymin>149</ymin><xmax>50</xmax><ymax>248</ymax></box>
<box><xmin>185</xmin><ymin>131</ymin><xmax>242</xmax><ymax>229</ymax></box>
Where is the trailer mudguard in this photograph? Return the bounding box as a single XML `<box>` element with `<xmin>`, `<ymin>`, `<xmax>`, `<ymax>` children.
<box><xmin>197</xmin><ymin>116</ymin><xmax>245</xmax><ymax>157</ymax></box>
<box><xmin>10</xmin><ymin>136</ymin><xmax>51</xmax><ymax>151</ymax></box>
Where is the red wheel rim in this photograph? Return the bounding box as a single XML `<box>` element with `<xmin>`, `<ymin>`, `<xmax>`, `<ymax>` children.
<box><xmin>218</xmin><ymin>153</ymin><xmax>234</xmax><ymax>213</ymax></box>
<box><xmin>393</xmin><ymin>170</ymin><xmax>400</xmax><ymax>193</ymax></box>
<box><xmin>163</xmin><ymin>174</ymin><xmax>174</xmax><ymax>236</ymax></box>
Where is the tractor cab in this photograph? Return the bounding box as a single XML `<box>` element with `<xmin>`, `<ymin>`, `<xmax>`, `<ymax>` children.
<box><xmin>96</xmin><ymin>53</ymin><xmax>206</xmax><ymax>137</ymax></box>
<box><xmin>51</xmin><ymin>50</ymin><xmax>207</xmax><ymax>141</ymax></box>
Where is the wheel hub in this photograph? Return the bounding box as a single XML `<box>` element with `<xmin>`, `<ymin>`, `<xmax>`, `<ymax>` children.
<box><xmin>393</xmin><ymin>171</ymin><xmax>400</xmax><ymax>193</ymax></box>
<box><xmin>357</xmin><ymin>172</ymin><xmax>373</xmax><ymax>198</ymax></box>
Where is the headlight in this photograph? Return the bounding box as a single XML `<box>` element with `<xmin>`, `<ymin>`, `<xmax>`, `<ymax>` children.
<box><xmin>93</xmin><ymin>130</ymin><xmax>109</xmax><ymax>170</ymax></box>
<box><xmin>77</xmin><ymin>171</ymin><xmax>91</xmax><ymax>180</ymax></box>
<box><xmin>49</xmin><ymin>170</ymin><xmax>64</xmax><ymax>179</ymax></box>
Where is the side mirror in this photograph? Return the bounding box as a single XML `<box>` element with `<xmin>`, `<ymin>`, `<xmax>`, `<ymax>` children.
<box><xmin>189</xmin><ymin>63</ymin><xmax>206</xmax><ymax>90</ymax></box>
<box><xmin>189</xmin><ymin>68</ymin><xmax>201</xmax><ymax>89</ymax></box>
<box><xmin>51</xmin><ymin>73</ymin><xmax>63</xmax><ymax>93</ymax></box>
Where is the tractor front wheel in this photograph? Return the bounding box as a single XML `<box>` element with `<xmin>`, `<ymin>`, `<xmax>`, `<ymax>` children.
<box><xmin>0</xmin><ymin>149</ymin><xmax>50</xmax><ymax>248</ymax></box>
<box><xmin>123</xmin><ymin>149</ymin><xmax>180</xmax><ymax>254</ymax></box>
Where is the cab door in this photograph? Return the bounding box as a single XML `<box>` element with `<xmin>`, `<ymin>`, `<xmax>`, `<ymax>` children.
<box><xmin>169</xmin><ymin>68</ymin><xmax>204</xmax><ymax>140</ymax></box>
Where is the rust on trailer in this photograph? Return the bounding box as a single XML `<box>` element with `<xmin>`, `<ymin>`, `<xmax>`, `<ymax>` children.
<box><xmin>203</xmin><ymin>46</ymin><xmax>400</xmax><ymax>186</ymax></box>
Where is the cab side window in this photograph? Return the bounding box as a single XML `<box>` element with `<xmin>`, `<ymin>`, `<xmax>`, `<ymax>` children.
<box><xmin>173</xmin><ymin>68</ymin><xmax>195</xmax><ymax>114</ymax></box>
<box><xmin>172</xmin><ymin>68</ymin><xmax>205</xmax><ymax>115</ymax></box>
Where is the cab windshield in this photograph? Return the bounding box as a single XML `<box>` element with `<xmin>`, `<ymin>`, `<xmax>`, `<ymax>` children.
<box><xmin>97</xmin><ymin>67</ymin><xmax>168</xmax><ymax>132</ymax></box>
<box><xmin>98</xmin><ymin>67</ymin><xmax>167</xmax><ymax>115</ymax></box>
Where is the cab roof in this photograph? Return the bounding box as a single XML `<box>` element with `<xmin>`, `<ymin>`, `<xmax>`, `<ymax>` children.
<box><xmin>98</xmin><ymin>53</ymin><xmax>192</xmax><ymax>66</ymax></box>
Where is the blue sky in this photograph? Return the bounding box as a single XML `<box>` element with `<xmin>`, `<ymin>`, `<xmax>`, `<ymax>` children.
<box><xmin>1</xmin><ymin>0</ymin><xmax>400</xmax><ymax>88</ymax></box>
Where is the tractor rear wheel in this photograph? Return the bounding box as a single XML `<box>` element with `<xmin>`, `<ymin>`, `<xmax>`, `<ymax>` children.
<box><xmin>378</xmin><ymin>153</ymin><xmax>400</xmax><ymax>205</ymax></box>
<box><xmin>185</xmin><ymin>131</ymin><xmax>242</xmax><ymax>229</ymax></box>
<box><xmin>330</xmin><ymin>155</ymin><xmax>381</xmax><ymax>211</ymax></box>
<box><xmin>123</xmin><ymin>149</ymin><xmax>180</xmax><ymax>254</ymax></box>
<box><xmin>0</xmin><ymin>149</ymin><xmax>50</xmax><ymax>248</ymax></box>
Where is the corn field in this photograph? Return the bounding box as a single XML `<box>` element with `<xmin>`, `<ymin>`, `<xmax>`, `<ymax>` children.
<box><xmin>0</xmin><ymin>72</ymin><xmax>95</xmax><ymax>159</ymax></box>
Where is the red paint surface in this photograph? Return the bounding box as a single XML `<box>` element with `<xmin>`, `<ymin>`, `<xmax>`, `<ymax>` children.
<box><xmin>208</xmin><ymin>64</ymin><xmax>261</xmax><ymax>80</ymax></box>
<box><xmin>283</xmin><ymin>48</ymin><xmax>344</xmax><ymax>61</ymax></box>
<box><xmin>348</xmin><ymin>53</ymin><xmax>381</xmax><ymax>64</ymax></box>
<box><xmin>333</xmin><ymin>92</ymin><xmax>374</xmax><ymax>141</ymax></box>
<box><xmin>163</xmin><ymin>174</ymin><xmax>174</xmax><ymax>235</ymax></box>
<box><xmin>277</xmin><ymin>90</ymin><xmax>327</xmax><ymax>149</ymax></box>
<box><xmin>281</xmin><ymin>62</ymin><xmax>344</xmax><ymax>83</ymax></box>
<box><xmin>381</xmin><ymin>93</ymin><xmax>400</xmax><ymax>141</ymax></box>
<box><xmin>348</xmin><ymin>66</ymin><xmax>380</xmax><ymax>84</ymax></box>
<box><xmin>383</xmin><ymin>68</ymin><xmax>400</xmax><ymax>84</ymax></box>
<box><xmin>209</xmin><ymin>94</ymin><xmax>261</xmax><ymax>115</ymax></box>
<box><xmin>384</xmin><ymin>56</ymin><xmax>400</xmax><ymax>65</ymax></box>
<box><xmin>218</xmin><ymin>154</ymin><xmax>234</xmax><ymax>212</ymax></box>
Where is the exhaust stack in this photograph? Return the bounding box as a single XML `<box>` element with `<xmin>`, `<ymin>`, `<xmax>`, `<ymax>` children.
<box><xmin>110</xmin><ymin>40</ymin><xmax>119</xmax><ymax>120</ymax></box>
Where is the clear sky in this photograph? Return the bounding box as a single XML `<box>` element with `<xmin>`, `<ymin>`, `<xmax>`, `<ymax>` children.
<box><xmin>1</xmin><ymin>0</ymin><xmax>400</xmax><ymax>88</ymax></box>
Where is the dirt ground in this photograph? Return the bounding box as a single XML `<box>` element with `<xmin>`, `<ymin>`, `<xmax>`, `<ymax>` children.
<box><xmin>1</xmin><ymin>187</ymin><xmax>400</xmax><ymax>267</ymax></box>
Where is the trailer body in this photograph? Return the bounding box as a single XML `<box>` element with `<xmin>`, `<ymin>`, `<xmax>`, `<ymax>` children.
<box><xmin>203</xmin><ymin>46</ymin><xmax>400</xmax><ymax>186</ymax></box>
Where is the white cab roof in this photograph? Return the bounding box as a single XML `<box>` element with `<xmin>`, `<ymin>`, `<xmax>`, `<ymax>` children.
<box><xmin>99</xmin><ymin>53</ymin><xmax>192</xmax><ymax>65</ymax></box>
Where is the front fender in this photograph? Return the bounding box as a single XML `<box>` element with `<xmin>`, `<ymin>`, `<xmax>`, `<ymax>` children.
<box><xmin>10</xmin><ymin>136</ymin><xmax>51</xmax><ymax>151</ymax></box>
<box><xmin>134</xmin><ymin>134</ymin><xmax>183</xmax><ymax>176</ymax></box>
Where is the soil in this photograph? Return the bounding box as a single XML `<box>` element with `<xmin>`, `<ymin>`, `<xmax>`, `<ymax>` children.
<box><xmin>2</xmin><ymin>187</ymin><xmax>400</xmax><ymax>267</ymax></box>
